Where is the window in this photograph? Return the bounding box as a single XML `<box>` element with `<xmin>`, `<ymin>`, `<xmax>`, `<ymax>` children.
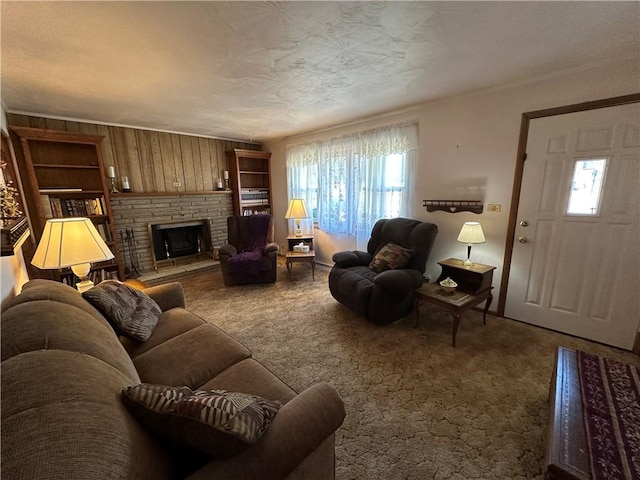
<box><xmin>567</xmin><ymin>158</ymin><xmax>607</xmax><ymax>215</ymax></box>
<box><xmin>287</xmin><ymin>122</ymin><xmax>417</xmax><ymax>248</ymax></box>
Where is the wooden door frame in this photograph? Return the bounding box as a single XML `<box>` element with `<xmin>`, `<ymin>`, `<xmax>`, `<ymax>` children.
<box><xmin>497</xmin><ymin>93</ymin><xmax>640</xmax><ymax>317</ymax></box>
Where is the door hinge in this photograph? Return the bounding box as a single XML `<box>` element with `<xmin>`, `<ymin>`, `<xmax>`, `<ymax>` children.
<box><xmin>523</xmin><ymin>152</ymin><xmax>528</xmax><ymax>162</ymax></box>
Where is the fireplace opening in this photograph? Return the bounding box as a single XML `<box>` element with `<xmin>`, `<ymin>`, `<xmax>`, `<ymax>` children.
<box><xmin>149</xmin><ymin>220</ymin><xmax>211</xmax><ymax>270</ymax></box>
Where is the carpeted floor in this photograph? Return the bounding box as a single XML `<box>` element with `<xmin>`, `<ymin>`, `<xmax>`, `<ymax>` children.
<box><xmin>176</xmin><ymin>260</ymin><xmax>640</xmax><ymax>480</ymax></box>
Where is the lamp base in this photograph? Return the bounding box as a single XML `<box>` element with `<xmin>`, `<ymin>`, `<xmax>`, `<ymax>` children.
<box><xmin>76</xmin><ymin>279</ymin><xmax>94</xmax><ymax>293</ymax></box>
<box><xmin>462</xmin><ymin>258</ymin><xmax>474</xmax><ymax>266</ymax></box>
<box><xmin>295</xmin><ymin>228</ymin><xmax>303</xmax><ymax>237</ymax></box>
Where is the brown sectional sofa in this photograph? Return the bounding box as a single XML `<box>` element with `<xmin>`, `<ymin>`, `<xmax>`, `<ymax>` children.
<box><xmin>1</xmin><ymin>279</ymin><xmax>345</xmax><ymax>479</ymax></box>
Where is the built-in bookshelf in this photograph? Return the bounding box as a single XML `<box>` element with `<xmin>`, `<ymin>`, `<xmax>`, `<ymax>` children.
<box><xmin>10</xmin><ymin>126</ymin><xmax>124</xmax><ymax>281</ymax></box>
<box><xmin>226</xmin><ymin>149</ymin><xmax>272</xmax><ymax>216</ymax></box>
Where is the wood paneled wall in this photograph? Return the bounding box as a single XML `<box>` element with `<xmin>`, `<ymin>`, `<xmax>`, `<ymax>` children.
<box><xmin>7</xmin><ymin>114</ymin><xmax>261</xmax><ymax>193</ymax></box>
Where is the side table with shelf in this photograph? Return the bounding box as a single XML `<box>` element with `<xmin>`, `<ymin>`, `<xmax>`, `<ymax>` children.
<box><xmin>285</xmin><ymin>234</ymin><xmax>315</xmax><ymax>281</ymax></box>
<box><xmin>415</xmin><ymin>258</ymin><xmax>496</xmax><ymax>347</ymax></box>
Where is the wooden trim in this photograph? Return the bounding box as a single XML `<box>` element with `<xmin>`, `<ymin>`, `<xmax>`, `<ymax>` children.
<box><xmin>110</xmin><ymin>191</ymin><xmax>232</xmax><ymax>198</ymax></box>
<box><xmin>9</xmin><ymin>126</ymin><xmax>104</xmax><ymax>144</ymax></box>
<box><xmin>498</xmin><ymin>113</ymin><xmax>531</xmax><ymax>316</ymax></box>
<box><xmin>497</xmin><ymin>93</ymin><xmax>640</xmax><ymax>316</ymax></box>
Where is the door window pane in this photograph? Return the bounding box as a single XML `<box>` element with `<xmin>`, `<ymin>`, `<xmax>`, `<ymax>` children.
<box><xmin>567</xmin><ymin>158</ymin><xmax>607</xmax><ymax>215</ymax></box>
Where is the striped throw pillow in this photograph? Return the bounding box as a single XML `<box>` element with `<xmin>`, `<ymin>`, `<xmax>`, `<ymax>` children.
<box><xmin>122</xmin><ymin>384</ymin><xmax>281</xmax><ymax>457</ymax></box>
<box><xmin>83</xmin><ymin>280</ymin><xmax>161</xmax><ymax>341</ymax></box>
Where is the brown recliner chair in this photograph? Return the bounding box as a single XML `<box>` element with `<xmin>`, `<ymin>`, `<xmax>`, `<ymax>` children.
<box><xmin>219</xmin><ymin>214</ymin><xmax>279</xmax><ymax>286</ymax></box>
<box><xmin>329</xmin><ymin>217</ymin><xmax>438</xmax><ymax>325</ymax></box>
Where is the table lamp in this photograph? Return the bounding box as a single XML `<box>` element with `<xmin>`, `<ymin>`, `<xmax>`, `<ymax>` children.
<box><xmin>285</xmin><ymin>198</ymin><xmax>309</xmax><ymax>237</ymax></box>
<box><xmin>31</xmin><ymin>217</ymin><xmax>115</xmax><ymax>292</ymax></box>
<box><xmin>457</xmin><ymin>221</ymin><xmax>485</xmax><ymax>265</ymax></box>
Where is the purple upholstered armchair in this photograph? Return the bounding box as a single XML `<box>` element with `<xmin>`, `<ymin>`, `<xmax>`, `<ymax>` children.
<box><xmin>219</xmin><ymin>215</ymin><xmax>279</xmax><ymax>286</ymax></box>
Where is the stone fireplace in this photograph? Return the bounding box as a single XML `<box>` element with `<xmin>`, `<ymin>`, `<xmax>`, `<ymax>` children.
<box><xmin>149</xmin><ymin>219</ymin><xmax>211</xmax><ymax>270</ymax></box>
<box><xmin>109</xmin><ymin>192</ymin><xmax>233</xmax><ymax>278</ymax></box>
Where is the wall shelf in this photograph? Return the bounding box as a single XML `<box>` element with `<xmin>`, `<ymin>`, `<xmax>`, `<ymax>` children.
<box><xmin>423</xmin><ymin>200</ymin><xmax>484</xmax><ymax>214</ymax></box>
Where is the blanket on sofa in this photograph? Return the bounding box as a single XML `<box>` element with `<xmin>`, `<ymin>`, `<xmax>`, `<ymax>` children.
<box><xmin>228</xmin><ymin>214</ymin><xmax>271</xmax><ymax>276</ymax></box>
<box><xmin>577</xmin><ymin>350</ymin><xmax>640</xmax><ymax>480</ymax></box>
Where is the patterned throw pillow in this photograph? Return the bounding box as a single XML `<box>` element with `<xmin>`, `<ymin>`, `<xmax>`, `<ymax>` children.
<box><xmin>82</xmin><ymin>280</ymin><xmax>161</xmax><ymax>341</ymax></box>
<box><xmin>122</xmin><ymin>384</ymin><xmax>281</xmax><ymax>457</ymax></box>
<box><xmin>369</xmin><ymin>242</ymin><xmax>413</xmax><ymax>273</ymax></box>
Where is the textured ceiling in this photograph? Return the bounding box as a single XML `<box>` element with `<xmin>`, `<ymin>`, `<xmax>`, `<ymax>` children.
<box><xmin>2</xmin><ymin>1</ymin><xmax>639</xmax><ymax>142</ymax></box>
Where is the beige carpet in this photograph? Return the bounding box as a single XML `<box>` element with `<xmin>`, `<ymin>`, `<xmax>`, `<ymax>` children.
<box><xmin>177</xmin><ymin>260</ymin><xmax>640</xmax><ymax>480</ymax></box>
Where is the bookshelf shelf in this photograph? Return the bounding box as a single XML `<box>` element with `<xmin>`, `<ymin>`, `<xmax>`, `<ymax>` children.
<box><xmin>33</xmin><ymin>164</ymin><xmax>100</xmax><ymax>169</ymax></box>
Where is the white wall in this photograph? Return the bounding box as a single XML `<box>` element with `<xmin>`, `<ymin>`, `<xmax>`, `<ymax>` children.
<box><xmin>265</xmin><ymin>58</ymin><xmax>639</xmax><ymax>306</ymax></box>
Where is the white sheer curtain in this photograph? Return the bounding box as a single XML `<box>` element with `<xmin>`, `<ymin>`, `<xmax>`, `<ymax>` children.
<box><xmin>286</xmin><ymin>143</ymin><xmax>317</xmax><ymax>235</ymax></box>
<box><xmin>355</xmin><ymin>123</ymin><xmax>418</xmax><ymax>249</ymax></box>
<box><xmin>287</xmin><ymin>122</ymin><xmax>418</xmax><ymax>249</ymax></box>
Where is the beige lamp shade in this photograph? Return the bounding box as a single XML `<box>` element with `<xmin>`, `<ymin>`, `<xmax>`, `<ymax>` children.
<box><xmin>457</xmin><ymin>222</ymin><xmax>485</xmax><ymax>265</ymax></box>
<box><xmin>285</xmin><ymin>199</ymin><xmax>310</xmax><ymax>237</ymax></box>
<box><xmin>32</xmin><ymin>218</ymin><xmax>114</xmax><ymax>291</ymax></box>
<box><xmin>285</xmin><ymin>198</ymin><xmax>310</xmax><ymax>220</ymax></box>
<box><xmin>457</xmin><ymin>222</ymin><xmax>486</xmax><ymax>244</ymax></box>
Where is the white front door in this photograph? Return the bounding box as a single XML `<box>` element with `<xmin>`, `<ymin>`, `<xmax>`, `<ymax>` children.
<box><xmin>505</xmin><ymin>102</ymin><xmax>640</xmax><ymax>349</ymax></box>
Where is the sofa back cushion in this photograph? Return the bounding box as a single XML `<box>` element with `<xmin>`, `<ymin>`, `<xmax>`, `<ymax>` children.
<box><xmin>1</xmin><ymin>350</ymin><xmax>177</xmax><ymax>480</ymax></box>
<box><xmin>5</xmin><ymin>279</ymin><xmax>108</xmax><ymax>321</ymax></box>
<box><xmin>1</xmin><ymin>300</ymin><xmax>140</xmax><ymax>381</ymax></box>
<box><xmin>1</xmin><ymin>280</ymin><xmax>179</xmax><ymax>480</ymax></box>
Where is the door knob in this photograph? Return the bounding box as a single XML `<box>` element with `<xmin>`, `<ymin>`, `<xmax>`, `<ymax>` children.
<box><xmin>519</xmin><ymin>220</ymin><xmax>529</xmax><ymax>227</ymax></box>
<box><xmin>518</xmin><ymin>236</ymin><xmax>527</xmax><ymax>243</ymax></box>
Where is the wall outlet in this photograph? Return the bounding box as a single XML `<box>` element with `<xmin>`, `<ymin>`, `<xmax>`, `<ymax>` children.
<box><xmin>487</xmin><ymin>204</ymin><xmax>502</xmax><ymax>213</ymax></box>
<box><xmin>172</xmin><ymin>181</ymin><xmax>181</xmax><ymax>188</ymax></box>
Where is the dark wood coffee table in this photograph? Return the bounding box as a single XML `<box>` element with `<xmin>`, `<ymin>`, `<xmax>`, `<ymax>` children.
<box><xmin>414</xmin><ymin>282</ymin><xmax>493</xmax><ymax>347</ymax></box>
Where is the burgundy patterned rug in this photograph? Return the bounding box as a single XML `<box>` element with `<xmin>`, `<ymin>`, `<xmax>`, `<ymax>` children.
<box><xmin>577</xmin><ymin>350</ymin><xmax>640</xmax><ymax>480</ymax></box>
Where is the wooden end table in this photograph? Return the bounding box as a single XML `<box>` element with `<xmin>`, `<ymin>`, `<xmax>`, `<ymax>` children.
<box><xmin>414</xmin><ymin>283</ymin><xmax>493</xmax><ymax>347</ymax></box>
<box><xmin>285</xmin><ymin>251</ymin><xmax>316</xmax><ymax>281</ymax></box>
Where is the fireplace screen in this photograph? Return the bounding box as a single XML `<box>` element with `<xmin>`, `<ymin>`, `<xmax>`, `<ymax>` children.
<box><xmin>149</xmin><ymin>219</ymin><xmax>211</xmax><ymax>270</ymax></box>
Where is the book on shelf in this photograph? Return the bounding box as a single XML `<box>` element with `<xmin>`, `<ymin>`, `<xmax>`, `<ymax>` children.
<box><xmin>242</xmin><ymin>207</ymin><xmax>271</xmax><ymax>216</ymax></box>
<box><xmin>96</xmin><ymin>223</ymin><xmax>111</xmax><ymax>242</ymax></box>
<box><xmin>38</xmin><ymin>196</ymin><xmax>106</xmax><ymax>218</ymax></box>
<box><xmin>39</xmin><ymin>194</ymin><xmax>54</xmax><ymax>218</ymax></box>
<box><xmin>240</xmin><ymin>189</ymin><xmax>270</xmax><ymax>205</ymax></box>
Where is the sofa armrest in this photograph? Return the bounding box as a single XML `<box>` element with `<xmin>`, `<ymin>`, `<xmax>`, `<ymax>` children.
<box><xmin>374</xmin><ymin>269</ymin><xmax>423</xmax><ymax>292</ymax></box>
<box><xmin>142</xmin><ymin>282</ymin><xmax>186</xmax><ymax>311</ymax></box>
<box><xmin>218</xmin><ymin>244</ymin><xmax>237</xmax><ymax>258</ymax></box>
<box><xmin>264</xmin><ymin>242</ymin><xmax>279</xmax><ymax>254</ymax></box>
<box><xmin>186</xmin><ymin>383</ymin><xmax>346</xmax><ymax>480</ymax></box>
<box><xmin>332</xmin><ymin>250</ymin><xmax>372</xmax><ymax>268</ymax></box>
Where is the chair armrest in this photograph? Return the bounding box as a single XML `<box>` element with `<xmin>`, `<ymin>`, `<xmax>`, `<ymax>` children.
<box><xmin>218</xmin><ymin>244</ymin><xmax>237</xmax><ymax>258</ymax></box>
<box><xmin>186</xmin><ymin>383</ymin><xmax>346</xmax><ymax>480</ymax></box>
<box><xmin>142</xmin><ymin>282</ymin><xmax>186</xmax><ymax>311</ymax></box>
<box><xmin>332</xmin><ymin>250</ymin><xmax>372</xmax><ymax>268</ymax></box>
<box><xmin>374</xmin><ymin>269</ymin><xmax>423</xmax><ymax>292</ymax></box>
<box><xmin>264</xmin><ymin>242</ymin><xmax>279</xmax><ymax>254</ymax></box>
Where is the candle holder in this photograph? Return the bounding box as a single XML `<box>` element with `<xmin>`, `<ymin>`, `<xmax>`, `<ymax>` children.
<box><xmin>121</xmin><ymin>176</ymin><xmax>131</xmax><ymax>193</ymax></box>
<box><xmin>224</xmin><ymin>178</ymin><xmax>231</xmax><ymax>191</ymax></box>
<box><xmin>108</xmin><ymin>177</ymin><xmax>119</xmax><ymax>193</ymax></box>
<box><xmin>107</xmin><ymin>166</ymin><xmax>119</xmax><ymax>193</ymax></box>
